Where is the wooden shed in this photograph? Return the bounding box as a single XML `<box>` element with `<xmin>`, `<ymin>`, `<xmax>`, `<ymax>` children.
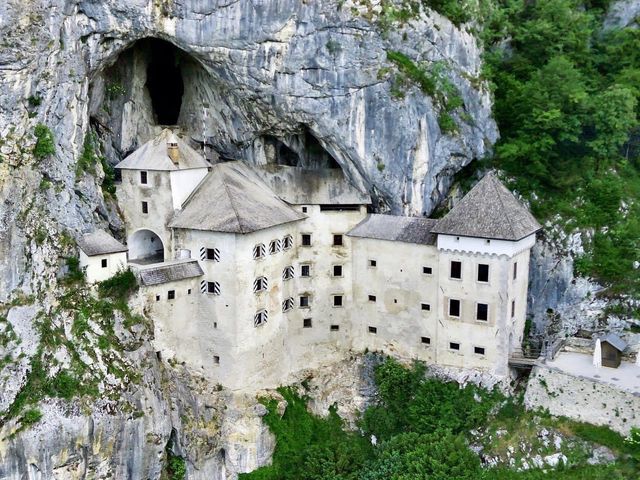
<box><xmin>600</xmin><ymin>333</ymin><xmax>627</xmax><ymax>368</ymax></box>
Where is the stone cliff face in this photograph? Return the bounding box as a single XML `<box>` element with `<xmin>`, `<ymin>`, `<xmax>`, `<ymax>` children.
<box><xmin>0</xmin><ymin>1</ymin><xmax>498</xmax><ymax>477</ymax></box>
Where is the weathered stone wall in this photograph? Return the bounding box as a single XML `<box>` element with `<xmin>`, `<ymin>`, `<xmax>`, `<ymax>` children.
<box><xmin>524</xmin><ymin>366</ymin><xmax>640</xmax><ymax>436</ymax></box>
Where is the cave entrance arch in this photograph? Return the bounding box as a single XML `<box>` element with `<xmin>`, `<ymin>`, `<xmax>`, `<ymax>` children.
<box><xmin>128</xmin><ymin>229</ymin><xmax>165</xmax><ymax>264</ymax></box>
<box><xmin>144</xmin><ymin>38</ymin><xmax>185</xmax><ymax>125</ymax></box>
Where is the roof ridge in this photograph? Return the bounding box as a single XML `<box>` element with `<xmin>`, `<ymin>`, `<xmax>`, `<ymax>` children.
<box><xmin>489</xmin><ymin>174</ymin><xmax>517</xmax><ymax>240</ymax></box>
<box><xmin>220</xmin><ymin>168</ymin><xmax>246</xmax><ymax>234</ymax></box>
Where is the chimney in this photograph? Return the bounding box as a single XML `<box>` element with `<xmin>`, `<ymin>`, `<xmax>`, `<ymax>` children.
<box><xmin>167</xmin><ymin>132</ymin><xmax>180</xmax><ymax>165</ymax></box>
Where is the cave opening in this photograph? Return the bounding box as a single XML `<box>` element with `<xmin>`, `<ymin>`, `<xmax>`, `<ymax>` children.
<box><xmin>145</xmin><ymin>39</ymin><xmax>185</xmax><ymax>125</ymax></box>
<box><xmin>262</xmin><ymin>129</ymin><xmax>341</xmax><ymax>169</ymax></box>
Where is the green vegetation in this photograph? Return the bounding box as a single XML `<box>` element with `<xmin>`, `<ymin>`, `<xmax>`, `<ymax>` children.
<box><xmin>101</xmin><ymin>157</ymin><xmax>116</xmax><ymax>196</ymax></box>
<box><xmin>76</xmin><ymin>133</ymin><xmax>98</xmax><ymax>176</ymax></box>
<box><xmin>168</xmin><ymin>456</ymin><xmax>187</xmax><ymax>480</ymax></box>
<box><xmin>97</xmin><ymin>268</ymin><xmax>138</xmax><ymax>301</ymax></box>
<box><xmin>480</xmin><ymin>0</ymin><xmax>640</xmax><ymax>297</ymax></box>
<box><xmin>27</xmin><ymin>95</ymin><xmax>42</xmax><ymax>108</ymax></box>
<box><xmin>33</xmin><ymin>124</ymin><xmax>55</xmax><ymax>160</ymax></box>
<box><xmin>20</xmin><ymin>408</ymin><xmax>42</xmax><ymax>426</ymax></box>
<box><xmin>242</xmin><ymin>358</ymin><xmax>638</xmax><ymax>480</ymax></box>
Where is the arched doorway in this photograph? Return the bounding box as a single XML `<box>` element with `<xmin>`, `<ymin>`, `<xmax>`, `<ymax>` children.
<box><xmin>128</xmin><ymin>229</ymin><xmax>164</xmax><ymax>263</ymax></box>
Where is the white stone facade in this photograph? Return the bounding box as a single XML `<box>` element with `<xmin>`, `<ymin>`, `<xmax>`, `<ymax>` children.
<box><xmin>79</xmin><ymin>250</ymin><xmax>127</xmax><ymax>283</ymax></box>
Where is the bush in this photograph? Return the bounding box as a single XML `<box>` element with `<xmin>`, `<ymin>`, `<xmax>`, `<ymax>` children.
<box><xmin>65</xmin><ymin>256</ymin><xmax>85</xmax><ymax>284</ymax></box>
<box><xmin>33</xmin><ymin>124</ymin><xmax>55</xmax><ymax>160</ymax></box>
<box><xmin>20</xmin><ymin>408</ymin><xmax>43</xmax><ymax>426</ymax></box>
<box><xmin>168</xmin><ymin>455</ymin><xmax>187</xmax><ymax>480</ymax></box>
<box><xmin>97</xmin><ymin>269</ymin><xmax>137</xmax><ymax>300</ymax></box>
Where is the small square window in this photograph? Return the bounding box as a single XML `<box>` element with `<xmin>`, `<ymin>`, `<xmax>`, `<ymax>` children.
<box><xmin>283</xmin><ymin>266</ymin><xmax>294</xmax><ymax>280</ymax></box>
<box><xmin>303</xmin><ymin>318</ymin><xmax>312</xmax><ymax>328</ymax></box>
<box><xmin>330</xmin><ymin>325</ymin><xmax>340</xmax><ymax>331</ymax></box>
<box><xmin>474</xmin><ymin>347</ymin><xmax>485</xmax><ymax>355</ymax></box>
<box><xmin>333</xmin><ymin>265</ymin><xmax>343</xmax><ymax>277</ymax></box>
<box><xmin>213</xmin><ymin>322</ymin><xmax>218</xmax><ymax>329</ymax></box>
<box><xmin>269</xmin><ymin>239</ymin><xmax>281</xmax><ymax>255</ymax></box>
<box><xmin>155</xmin><ymin>294</ymin><xmax>160</xmax><ymax>302</ymax></box>
<box><xmin>477</xmin><ymin>264</ymin><xmax>489</xmax><ymax>283</ymax></box>
<box><xmin>368</xmin><ymin>326</ymin><xmax>377</xmax><ymax>334</ymax></box>
<box><xmin>333</xmin><ymin>234</ymin><xmax>343</xmax><ymax>246</ymax></box>
<box><xmin>142</xmin><ymin>201</ymin><xmax>149</xmax><ymax>214</ymax></box>
<box><xmin>450</xmin><ymin>342</ymin><xmax>460</xmax><ymax>351</ymax></box>
<box><xmin>449</xmin><ymin>299</ymin><xmax>461</xmax><ymax>317</ymax></box>
<box><xmin>282</xmin><ymin>297</ymin><xmax>294</xmax><ymax>312</ymax></box>
<box><xmin>476</xmin><ymin>303</ymin><xmax>488</xmax><ymax>321</ymax></box>
<box><xmin>513</xmin><ymin>262</ymin><xmax>518</xmax><ymax>280</ymax></box>
<box><xmin>207</xmin><ymin>281</ymin><xmax>221</xmax><ymax>295</ymax></box>
<box><xmin>333</xmin><ymin>295</ymin><xmax>343</xmax><ymax>307</ymax></box>
<box><xmin>368</xmin><ymin>259</ymin><xmax>377</xmax><ymax>268</ymax></box>
<box><xmin>213</xmin><ymin>355</ymin><xmax>220</xmax><ymax>364</ymax></box>
<box><xmin>187</xmin><ymin>289</ymin><xmax>192</xmax><ymax>295</ymax></box>
<box><xmin>300</xmin><ymin>264</ymin><xmax>311</xmax><ymax>277</ymax></box>
<box><xmin>450</xmin><ymin>261</ymin><xmax>462</xmax><ymax>279</ymax></box>
<box><xmin>421</xmin><ymin>336</ymin><xmax>431</xmax><ymax>345</ymax></box>
<box><xmin>421</xmin><ymin>303</ymin><xmax>431</xmax><ymax>311</ymax></box>
<box><xmin>101</xmin><ymin>258</ymin><xmax>108</xmax><ymax>268</ymax></box>
<box><xmin>253</xmin><ymin>243</ymin><xmax>265</xmax><ymax>260</ymax></box>
<box><xmin>302</xmin><ymin>206</ymin><xmax>308</xmax><ymax>213</ymax></box>
<box><xmin>253</xmin><ymin>277</ymin><xmax>268</xmax><ymax>293</ymax></box>
<box><xmin>301</xmin><ymin>234</ymin><xmax>312</xmax><ymax>246</ymax></box>
<box><xmin>254</xmin><ymin>309</ymin><xmax>268</xmax><ymax>327</ymax></box>
<box><xmin>423</xmin><ymin>266</ymin><xmax>432</xmax><ymax>275</ymax></box>
<box><xmin>140</xmin><ymin>171</ymin><xmax>148</xmax><ymax>184</ymax></box>
<box><xmin>282</xmin><ymin>235</ymin><xmax>293</xmax><ymax>250</ymax></box>
<box><xmin>299</xmin><ymin>295</ymin><xmax>310</xmax><ymax>308</ymax></box>
<box><xmin>368</xmin><ymin>295</ymin><xmax>377</xmax><ymax>302</ymax></box>
<box><xmin>168</xmin><ymin>290</ymin><xmax>175</xmax><ymax>300</ymax></box>
<box><xmin>206</xmin><ymin>248</ymin><xmax>220</xmax><ymax>261</ymax></box>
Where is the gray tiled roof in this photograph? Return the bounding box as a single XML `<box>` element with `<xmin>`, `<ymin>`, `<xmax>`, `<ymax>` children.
<box><xmin>432</xmin><ymin>172</ymin><xmax>542</xmax><ymax>241</ymax></box>
<box><xmin>601</xmin><ymin>333</ymin><xmax>627</xmax><ymax>352</ymax></box>
<box><xmin>169</xmin><ymin>161</ymin><xmax>306</xmax><ymax>234</ymax></box>
<box><xmin>252</xmin><ymin>164</ymin><xmax>371</xmax><ymax>205</ymax></box>
<box><xmin>139</xmin><ymin>260</ymin><xmax>204</xmax><ymax>286</ymax></box>
<box><xmin>347</xmin><ymin>214</ymin><xmax>437</xmax><ymax>245</ymax></box>
<box><xmin>78</xmin><ymin>230</ymin><xmax>128</xmax><ymax>256</ymax></box>
<box><xmin>115</xmin><ymin>129</ymin><xmax>210</xmax><ymax>171</ymax></box>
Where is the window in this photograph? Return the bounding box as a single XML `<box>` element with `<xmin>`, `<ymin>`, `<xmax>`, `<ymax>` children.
<box><xmin>253</xmin><ymin>243</ymin><xmax>265</xmax><ymax>259</ymax></box>
<box><xmin>254</xmin><ymin>309</ymin><xmax>268</xmax><ymax>327</ymax></box>
<box><xmin>269</xmin><ymin>239</ymin><xmax>281</xmax><ymax>255</ymax></box>
<box><xmin>368</xmin><ymin>259</ymin><xmax>377</xmax><ymax>268</ymax></box>
<box><xmin>513</xmin><ymin>262</ymin><xmax>518</xmax><ymax>280</ymax></box>
<box><xmin>449</xmin><ymin>342</ymin><xmax>460</xmax><ymax>351</ymax></box>
<box><xmin>303</xmin><ymin>318</ymin><xmax>313</xmax><ymax>328</ymax></box>
<box><xmin>300</xmin><ymin>264</ymin><xmax>311</xmax><ymax>277</ymax></box>
<box><xmin>449</xmin><ymin>299</ymin><xmax>461</xmax><ymax>317</ymax></box>
<box><xmin>187</xmin><ymin>289</ymin><xmax>192</xmax><ymax>295</ymax></box>
<box><xmin>476</xmin><ymin>303</ymin><xmax>488</xmax><ymax>321</ymax></box>
<box><xmin>333</xmin><ymin>295</ymin><xmax>343</xmax><ymax>307</ymax></box>
<box><xmin>167</xmin><ymin>290</ymin><xmax>175</xmax><ymax>300</ymax></box>
<box><xmin>282</xmin><ymin>297</ymin><xmax>294</xmax><ymax>312</ymax></box>
<box><xmin>202</xmin><ymin>247</ymin><xmax>220</xmax><ymax>262</ymax></box>
<box><xmin>207</xmin><ymin>281</ymin><xmax>221</xmax><ymax>295</ymax></box>
<box><xmin>421</xmin><ymin>303</ymin><xmax>431</xmax><ymax>311</ymax></box>
<box><xmin>333</xmin><ymin>265</ymin><xmax>343</xmax><ymax>277</ymax></box>
<box><xmin>155</xmin><ymin>294</ymin><xmax>160</xmax><ymax>302</ymax></box>
<box><xmin>101</xmin><ymin>258</ymin><xmax>108</xmax><ymax>268</ymax></box>
<box><xmin>368</xmin><ymin>326</ymin><xmax>377</xmax><ymax>334</ymax></box>
<box><xmin>421</xmin><ymin>336</ymin><xmax>431</xmax><ymax>345</ymax></box>
<box><xmin>301</xmin><ymin>234</ymin><xmax>312</xmax><ymax>246</ymax></box>
<box><xmin>474</xmin><ymin>346</ymin><xmax>485</xmax><ymax>355</ymax></box>
<box><xmin>477</xmin><ymin>264</ymin><xmax>489</xmax><ymax>283</ymax></box>
<box><xmin>213</xmin><ymin>355</ymin><xmax>220</xmax><ymax>364</ymax></box>
<box><xmin>142</xmin><ymin>201</ymin><xmax>149</xmax><ymax>214</ymax></box>
<box><xmin>330</xmin><ymin>325</ymin><xmax>340</xmax><ymax>331</ymax></box>
<box><xmin>423</xmin><ymin>266</ymin><xmax>432</xmax><ymax>275</ymax></box>
<box><xmin>302</xmin><ymin>206</ymin><xmax>308</xmax><ymax>213</ymax></box>
<box><xmin>140</xmin><ymin>171</ymin><xmax>148</xmax><ymax>184</ymax></box>
<box><xmin>368</xmin><ymin>295</ymin><xmax>377</xmax><ymax>302</ymax></box>
<box><xmin>450</xmin><ymin>261</ymin><xmax>462</xmax><ymax>279</ymax></box>
<box><xmin>282</xmin><ymin>235</ymin><xmax>293</xmax><ymax>250</ymax></box>
<box><xmin>299</xmin><ymin>295</ymin><xmax>310</xmax><ymax>308</ymax></box>
<box><xmin>511</xmin><ymin>300</ymin><xmax>516</xmax><ymax>318</ymax></box>
<box><xmin>253</xmin><ymin>276</ymin><xmax>268</xmax><ymax>293</ymax></box>
<box><xmin>333</xmin><ymin>234</ymin><xmax>343</xmax><ymax>246</ymax></box>
<box><xmin>282</xmin><ymin>266</ymin><xmax>294</xmax><ymax>281</ymax></box>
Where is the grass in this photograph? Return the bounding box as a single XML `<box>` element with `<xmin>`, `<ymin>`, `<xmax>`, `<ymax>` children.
<box><xmin>33</xmin><ymin>124</ymin><xmax>55</xmax><ymax>160</ymax></box>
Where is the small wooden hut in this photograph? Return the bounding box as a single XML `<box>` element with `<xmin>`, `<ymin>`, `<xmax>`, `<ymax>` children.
<box><xmin>600</xmin><ymin>333</ymin><xmax>627</xmax><ymax>368</ymax></box>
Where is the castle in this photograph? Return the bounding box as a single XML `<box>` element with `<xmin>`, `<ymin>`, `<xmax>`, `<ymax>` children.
<box><xmin>79</xmin><ymin>130</ymin><xmax>541</xmax><ymax>391</ymax></box>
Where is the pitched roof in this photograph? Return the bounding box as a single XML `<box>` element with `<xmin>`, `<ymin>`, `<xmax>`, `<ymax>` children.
<box><xmin>169</xmin><ymin>161</ymin><xmax>306</xmax><ymax>234</ymax></box>
<box><xmin>348</xmin><ymin>214</ymin><xmax>437</xmax><ymax>245</ymax></box>
<box><xmin>252</xmin><ymin>165</ymin><xmax>371</xmax><ymax>205</ymax></box>
<box><xmin>138</xmin><ymin>260</ymin><xmax>204</xmax><ymax>286</ymax></box>
<box><xmin>78</xmin><ymin>230</ymin><xmax>128</xmax><ymax>256</ymax></box>
<box><xmin>601</xmin><ymin>333</ymin><xmax>627</xmax><ymax>352</ymax></box>
<box><xmin>115</xmin><ymin>129</ymin><xmax>210</xmax><ymax>171</ymax></box>
<box><xmin>432</xmin><ymin>172</ymin><xmax>542</xmax><ymax>241</ymax></box>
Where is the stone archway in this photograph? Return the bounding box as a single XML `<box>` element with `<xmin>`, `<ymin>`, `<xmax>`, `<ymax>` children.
<box><xmin>128</xmin><ymin>229</ymin><xmax>164</xmax><ymax>263</ymax></box>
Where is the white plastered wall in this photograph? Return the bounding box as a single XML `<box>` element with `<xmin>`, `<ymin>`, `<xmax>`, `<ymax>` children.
<box><xmin>79</xmin><ymin>251</ymin><xmax>127</xmax><ymax>283</ymax></box>
<box><xmin>170</xmin><ymin>168</ymin><xmax>208</xmax><ymax>210</ymax></box>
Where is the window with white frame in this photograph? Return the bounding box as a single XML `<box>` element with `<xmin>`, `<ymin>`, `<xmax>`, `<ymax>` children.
<box><xmin>254</xmin><ymin>309</ymin><xmax>268</xmax><ymax>327</ymax></box>
<box><xmin>476</xmin><ymin>302</ymin><xmax>488</xmax><ymax>321</ymax></box>
<box><xmin>282</xmin><ymin>266</ymin><xmax>294</xmax><ymax>281</ymax></box>
<box><xmin>282</xmin><ymin>297</ymin><xmax>294</xmax><ymax>312</ymax></box>
<box><xmin>200</xmin><ymin>247</ymin><xmax>220</xmax><ymax>262</ymax></box>
<box><xmin>450</xmin><ymin>261</ymin><xmax>462</xmax><ymax>279</ymax></box>
<box><xmin>300</xmin><ymin>264</ymin><xmax>311</xmax><ymax>277</ymax></box>
<box><xmin>449</xmin><ymin>299</ymin><xmax>461</xmax><ymax>317</ymax></box>
<box><xmin>269</xmin><ymin>239</ymin><xmax>281</xmax><ymax>255</ymax></box>
<box><xmin>282</xmin><ymin>235</ymin><xmax>293</xmax><ymax>250</ymax></box>
<box><xmin>299</xmin><ymin>295</ymin><xmax>310</xmax><ymax>308</ymax></box>
<box><xmin>200</xmin><ymin>280</ymin><xmax>221</xmax><ymax>295</ymax></box>
<box><xmin>477</xmin><ymin>264</ymin><xmax>489</xmax><ymax>283</ymax></box>
<box><xmin>333</xmin><ymin>294</ymin><xmax>344</xmax><ymax>307</ymax></box>
<box><xmin>332</xmin><ymin>265</ymin><xmax>343</xmax><ymax>277</ymax></box>
<box><xmin>253</xmin><ymin>276</ymin><xmax>268</xmax><ymax>293</ymax></box>
<box><xmin>301</xmin><ymin>234</ymin><xmax>312</xmax><ymax>246</ymax></box>
<box><xmin>253</xmin><ymin>243</ymin><xmax>265</xmax><ymax>260</ymax></box>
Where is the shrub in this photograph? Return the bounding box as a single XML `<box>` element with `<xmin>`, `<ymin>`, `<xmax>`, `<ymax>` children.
<box><xmin>20</xmin><ymin>408</ymin><xmax>43</xmax><ymax>426</ymax></box>
<box><xmin>65</xmin><ymin>256</ymin><xmax>85</xmax><ymax>284</ymax></box>
<box><xmin>168</xmin><ymin>456</ymin><xmax>187</xmax><ymax>480</ymax></box>
<box><xmin>76</xmin><ymin>133</ymin><xmax>98</xmax><ymax>177</ymax></box>
<box><xmin>33</xmin><ymin>124</ymin><xmax>55</xmax><ymax>160</ymax></box>
<box><xmin>97</xmin><ymin>268</ymin><xmax>138</xmax><ymax>300</ymax></box>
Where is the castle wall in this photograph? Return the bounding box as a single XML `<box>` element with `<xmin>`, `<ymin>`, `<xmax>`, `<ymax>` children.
<box><xmin>169</xmin><ymin>168</ymin><xmax>208</xmax><ymax>210</ymax></box>
<box><xmin>79</xmin><ymin>250</ymin><xmax>127</xmax><ymax>283</ymax></box>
